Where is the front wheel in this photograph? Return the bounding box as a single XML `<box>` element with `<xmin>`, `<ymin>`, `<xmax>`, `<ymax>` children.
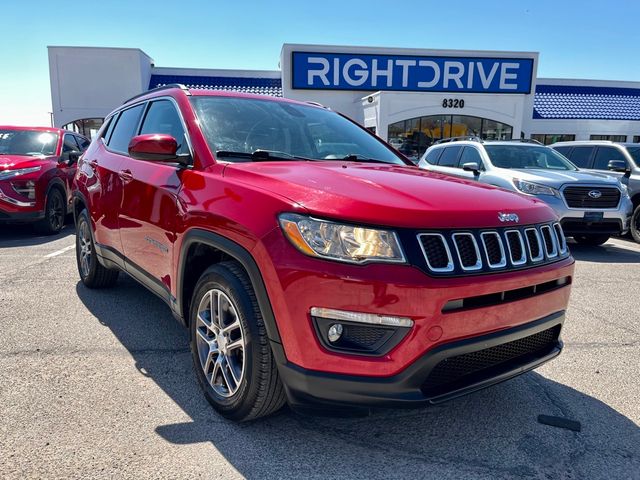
<box><xmin>190</xmin><ymin>261</ymin><xmax>285</xmax><ymax>421</ymax></box>
<box><xmin>630</xmin><ymin>205</ymin><xmax>640</xmax><ymax>244</ymax></box>
<box><xmin>573</xmin><ymin>234</ymin><xmax>610</xmax><ymax>246</ymax></box>
<box><xmin>34</xmin><ymin>188</ymin><xmax>65</xmax><ymax>235</ymax></box>
<box><xmin>75</xmin><ymin>209</ymin><xmax>119</xmax><ymax>288</ymax></box>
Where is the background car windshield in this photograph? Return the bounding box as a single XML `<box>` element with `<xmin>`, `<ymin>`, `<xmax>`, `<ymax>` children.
<box><xmin>191</xmin><ymin>97</ymin><xmax>405</xmax><ymax>164</ymax></box>
<box><xmin>0</xmin><ymin>130</ymin><xmax>58</xmax><ymax>156</ymax></box>
<box><xmin>626</xmin><ymin>146</ymin><xmax>640</xmax><ymax>167</ymax></box>
<box><xmin>484</xmin><ymin>145</ymin><xmax>577</xmax><ymax>171</ymax></box>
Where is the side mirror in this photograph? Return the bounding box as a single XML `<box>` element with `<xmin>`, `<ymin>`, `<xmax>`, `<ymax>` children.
<box><xmin>608</xmin><ymin>159</ymin><xmax>631</xmax><ymax>177</ymax></box>
<box><xmin>462</xmin><ymin>161</ymin><xmax>480</xmax><ymax>173</ymax></box>
<box><xmin>128</xmin><ymin>134</ymin><xmax>180</xmax><ymax>163</ymax></box>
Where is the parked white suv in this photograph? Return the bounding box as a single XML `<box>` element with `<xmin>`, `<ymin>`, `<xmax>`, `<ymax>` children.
<box><xmin>419</xmin><ymin>138</ymin><xmax>633</xmax><ymax>246</ymax></box>
<box><xmin>550</xmin><ymin>141</ymin><xmax>640</xmax><ymax>242</ymax></box>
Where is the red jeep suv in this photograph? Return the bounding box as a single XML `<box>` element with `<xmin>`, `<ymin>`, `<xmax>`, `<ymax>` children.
<box><xmin>0</xmin><ymin>126</ymin><xmax>90</xmax><ymax>234</ymax></box>
<box><xmin>73</xmin><ymin>85</ymin><xmax>574</xmax><ymax>421</ymax></box>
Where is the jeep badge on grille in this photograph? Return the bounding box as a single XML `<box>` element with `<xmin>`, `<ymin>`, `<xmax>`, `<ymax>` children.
<box><xmin>498</xmin><ymin>212</ymin><xmax>520</xmax><ymax>223</ymax></box>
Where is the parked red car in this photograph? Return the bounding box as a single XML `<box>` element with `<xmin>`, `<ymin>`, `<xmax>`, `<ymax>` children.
<box><xmin>0</xmin><ymin>126</ymin><xmax>90</xmax><ymax>234</ymax></box>
<box><xmin>73</xmin><ymin>85</ymin><xmax>574</xmax><ymax>421</ymax></box>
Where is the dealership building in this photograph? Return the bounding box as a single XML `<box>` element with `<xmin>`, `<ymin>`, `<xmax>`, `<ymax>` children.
<box><xmin>48</xmin><ymin>44</ymin><xmax>640</xmax><ymax>158</ymax></box>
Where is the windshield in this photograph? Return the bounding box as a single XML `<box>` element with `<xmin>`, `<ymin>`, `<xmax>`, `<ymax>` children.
<box><xmin>0</xmin><ymin>129</ymin><xmax>59</xmax><ymax>156</ymax></box>
<box><xmin>626</xmin><ymin>146</ymin><xmax>640</xmax><ymax>167</ymax></box>
<box><xmin>484</xmin><ymin>144</ymin><xmax>577</xmax><ymax>171</ymax></box>
<box><xmin>190</xmin><ymin>96</ymin><xmax>407</xmax><ymax>165</ymax></box>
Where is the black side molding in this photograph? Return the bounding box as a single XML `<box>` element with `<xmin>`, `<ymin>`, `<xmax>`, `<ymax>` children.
<box><xmin>177</xmin><ymin>229</ymin><xmax>282</xmax><ymax>344</ymax></box>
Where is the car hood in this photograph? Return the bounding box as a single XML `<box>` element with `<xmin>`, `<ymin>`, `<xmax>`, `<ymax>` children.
<box><xmin>507</xmin><ymin>168</ymin><xmax>621</xmax><ymax>188</ymax></box>
<box><xmin>0</xmin><ymin>154</ymin><xmax>54</xmax><ymax>171</ymax></box>
<box><xmin>223</xmin><ymin>161</ymin><xmax>556</xmax><ymax>229</ymax></box>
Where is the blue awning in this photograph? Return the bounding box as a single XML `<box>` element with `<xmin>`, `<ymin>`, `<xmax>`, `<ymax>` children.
<box><xmin>534</xmin><ymin>84</ymin><xmax>640</xmax><ymax>121</ymax></box>
<box><xmin>149</xmin><ymin>74</ymin><xmax>282</xmax><ymax>97</ymax></box>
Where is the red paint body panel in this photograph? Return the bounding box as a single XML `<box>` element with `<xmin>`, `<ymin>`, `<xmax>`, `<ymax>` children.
<box><xmin>0</xmin><ymin>126</ymin><xmax>88</xmax><ymax>221</ymax></box>
<box><xmin>74</xmin><ymin>88</ymin><xmax>574</xmax><ymax>384</ymax></box>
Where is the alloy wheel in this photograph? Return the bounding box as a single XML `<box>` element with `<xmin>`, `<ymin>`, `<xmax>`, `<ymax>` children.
<box><xmin>49</xmin><ymin>194</ymin><xmax>64</xmax><ymax>231</ymax></box>
<box><xmin>195</xmin><ymin>289</ymin><xmax>246</xmax><ymax>398</ymax></box>
<box><xmin>78</xmin><ymin>220</ymin><xmax>92</xmax><ymax>278</ymax></box>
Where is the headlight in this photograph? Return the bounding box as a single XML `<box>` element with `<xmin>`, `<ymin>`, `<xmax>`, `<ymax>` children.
<box><xmin>0</xmin><ymin>166</ymin><xmax>41</xmax><ymax>181</ymax></box>
<box><xmin>513</xmin><ymin>178</ymin><xmax>559</xmax><ymax>197</ymax></box>
<box><xmin>279</xmin><ymin>213</ymin><xmax>405</xmax><ymax>264</ymax></box>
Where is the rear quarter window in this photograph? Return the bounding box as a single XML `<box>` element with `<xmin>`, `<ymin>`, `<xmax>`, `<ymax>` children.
<box><xmin>567</xmin><ymin>146</ymin><xmax>594</xmax><ymax>168</ymax></box>
<box><xmin>424</xmin><ymin>147</ymin><xmax>444</xmax><ymax>165</ymax></box>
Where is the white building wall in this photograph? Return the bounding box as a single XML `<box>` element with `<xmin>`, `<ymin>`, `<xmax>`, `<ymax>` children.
<box><xmin>523</xmin><ymin>77</ymin><xmax>640</xmax><ymax>141</ymax></box>
<box><xmin>48</xmin><ymin>46</ymin><xmax>153</xmax><ymax>127</ymax></box>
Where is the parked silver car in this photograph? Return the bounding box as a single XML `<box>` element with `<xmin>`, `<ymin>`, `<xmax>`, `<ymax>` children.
<box><xmin>418</xmin><ymin>138</ymin><xmax>633</xmax><ymax>246</ymax></box>
<box><xmin>550</xmin><ymin>140</ymin><xmax>640</xmax><ymax>242</ymax></box>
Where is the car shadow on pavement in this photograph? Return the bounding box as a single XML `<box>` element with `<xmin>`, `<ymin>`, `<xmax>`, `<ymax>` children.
<box><xmin>76</xmin><ymin>276</ymin><xmax>640</xmax><ymax>479</ymax></box>
<box><xmin>568</xmin><ymin>241</ymin><xmax>640</xmax><ymax>264</ymax></box>
<box><xmin>0</xmin><ymin>223</ymin><xmax>74</xmax><ymax>248</ymax></box>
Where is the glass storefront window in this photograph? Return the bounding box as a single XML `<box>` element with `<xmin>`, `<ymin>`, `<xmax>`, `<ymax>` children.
<box><xmin>387</xmin><ymin>115</ymin><xmax>512</xmax><ymax>158</ymax></box>
<box><xmin>590</xmin><ymin>134</ymin><xmax>627</xmax><ymax>142</ymax></box>
<box><xmin>633</xmin><ymin>136</ymin><xmax>640</xmax><ymax>143</ymax></box>
<box><xmin>61</xmin><ymin>118</ymin><xmax>104</xmax><ymax>139</ymax></box>
<box><xmin>530</xmin><ymin>134</ymin><xmax>576</xmax><ymax>145</ymax></box>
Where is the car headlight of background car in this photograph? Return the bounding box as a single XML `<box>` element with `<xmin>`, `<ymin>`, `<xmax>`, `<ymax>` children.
<box><xmin>0</xmin><ymin>166</ymin><xmax>42</xmax><ymax>181</ymax></box>
<box><xmin>513</xmin><ymin>178</ymin><xmax>560</xmax><ymax>197</ymax></box>
<box><xmin>279</xmin><ymin>213</ymin><xmax>405</xmax><ymax>264</ymax></box>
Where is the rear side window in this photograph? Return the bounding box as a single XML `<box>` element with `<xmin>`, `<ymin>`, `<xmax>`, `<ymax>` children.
<box><xmin>107</xmin><ymin>105</ymin><xmax>145</xmax><ymax>154</ymax></box>
<box><xmin>139</xmin><ymin>100</ymin><xmax>189</xmax><ymax>155</ymax></box>
<box><xmin>553</xmin><ymin>146</ymin><xmax>572</xmax><ymax>157</ymax></box>
<box><xmin>567</xmin><ymin>147</ymin><xmax>594</xmax><ymax>168</ymax></box>
<box><xmin>459</xmin><ymin>147</ymin><xmax>483</xmax><ymax>168</ymax></box>
<box><xmin>437</xmin><ymin>146</ymin><xmax>462</xmax><ymax>167</ymax></box>
<box><xmin>424</xmin><ymin>147</ymin><xmax>444</xmax><ymax>165</ymax></box>
<box><xmin>593</xmin><ymin>147</ymin><xmax>627</xmax><ymax>170</ymax></box>
<box><xmin>101</xmin><ymin>115</ymin><xmax>117</xmax><ymax>143</ymax></box>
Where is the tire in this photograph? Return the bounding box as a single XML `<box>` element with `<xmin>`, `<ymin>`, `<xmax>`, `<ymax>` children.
<box><xmin>631</xmin><ymin>205</ymin><xmax>640</xmax><ymax>244</ymax></box>
<box><xmin>190</xmin><ymin>261</ymin><xmax>286</xmax><ymax>422</ymax></box>
<box><xmin>34</xmin><ymin>188</ymin><xmax>65</xmax><ymax>235</ymax></box>
<box><xmin>573</xmin><ymin>234</ymin><xmax>610</xmax><ymax>246</ymax></box>
<box><xmin>75</xmin><ymin>209</ymin><xmax>119</xmax><ymax>288</ymax></box>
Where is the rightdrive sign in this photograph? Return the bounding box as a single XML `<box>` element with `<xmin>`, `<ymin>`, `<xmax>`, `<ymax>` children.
<box><xmin>291</xmin><ymin>52</ymin><xmax>534</xmax><ymax>94</ymax></box>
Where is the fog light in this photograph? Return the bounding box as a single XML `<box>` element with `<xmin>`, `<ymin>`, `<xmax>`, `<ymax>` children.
<box><xmin>327</xmin><ymin>323</ymin><xmax>343</xmax><ymax>343</ymax></box>
<box><xmin>11</xmin><ymin>180</ymin><xmax>36</xmax><ymax>200</ymax></box>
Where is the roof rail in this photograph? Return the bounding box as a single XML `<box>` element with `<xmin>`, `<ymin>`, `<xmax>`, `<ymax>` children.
<box><xmin>434</xmin><ymin>136</ymin><xmax>483</xmax><ymax>145</ymax></box>
<box><xmin>123</xmin><ymin>83</ymin><xmax>190</xmax><ymax>105</ymax></box>
<box><xmin>508</xmin><ymin>138</ymin><xmax>543</xmax><ymax>145</ymax></box>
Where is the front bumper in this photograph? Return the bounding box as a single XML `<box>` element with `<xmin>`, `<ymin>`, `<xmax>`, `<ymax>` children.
<box><xmin>273</xmin><ymin>311</ymin><xmax>564</xmax><ymax>409</ymax></box>
<box><xmin>534</xmin><ymin>193</ymin><xmax>633</xmax><ymax>236</ymax></box>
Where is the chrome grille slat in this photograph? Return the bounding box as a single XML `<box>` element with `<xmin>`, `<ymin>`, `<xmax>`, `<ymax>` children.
<box><xmin>525</xmin><ymin>228</ymin><xmax>544</xmax><ymax>262</ymax></box>
<box><xmin>418</xmin><ymin>222</ymin><xmax>568</xmax><ymax>275</ymax></box>
<box><xmin>417</xmin><ymin>233</ymin><xmax>454</xmax><ymax>273</ymax></box>
<box><xmin>452</xmin><ymin>233</ymin><xmax>482</xmax><ymax>271</ymax></box>
<box><xmin>505</xmin><ymin>230</ymin><xmax>527</xmax><ymax>266</ymax></box>
<box><xmin>481</xmin><ymin>232</ymin><xmax>507</xmax><ymax>268</ymax></box>
<box><xmin>540</xmin><ymin>225</ymin><xmax>558</xmax><ymax>258</ymax></box>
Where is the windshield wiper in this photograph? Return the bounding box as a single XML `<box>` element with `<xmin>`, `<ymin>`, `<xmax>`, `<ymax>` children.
<box><xmin>216</xmin><ymin>150</ymin><xmax>315</xmax><ymax>162</ymax></box>
<box><xmin>341</xmin><ymin>154</ymin><xmax>395</xmax><ymax>164</ymax></box>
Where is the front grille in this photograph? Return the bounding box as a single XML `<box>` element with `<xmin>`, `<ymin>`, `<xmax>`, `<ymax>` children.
<box><xmin>418</xmin><ymin>222</ymin><xmax>568</xmax><ymax>276</ymax></box>
<box><xmin>563</xmin><ymin>186</ymin><xmax>621</xmax><ymax>209</ymax></box>
<box><xmin>421</xmin><ymin>325</ymin><xmax>561</xmax><ymax>397</ymax></box>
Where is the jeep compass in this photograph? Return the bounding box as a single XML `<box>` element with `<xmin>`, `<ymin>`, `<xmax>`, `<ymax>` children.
<box><xmin>73</xmin><ymin>85</ymin><xmax>574</xmax><ymax>421</ymax></box>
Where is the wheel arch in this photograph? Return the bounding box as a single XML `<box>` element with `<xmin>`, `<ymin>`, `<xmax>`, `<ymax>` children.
<box><xmin>177</xmin><ymin>229</ymin><xmax>282</xmax><ymax>344</ymax></box>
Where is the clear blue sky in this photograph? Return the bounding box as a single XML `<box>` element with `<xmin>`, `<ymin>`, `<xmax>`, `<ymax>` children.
<box><xmin>1</xmin><ymin>0</ymin><xmax>639</xmax><ymax>125</ymax></box>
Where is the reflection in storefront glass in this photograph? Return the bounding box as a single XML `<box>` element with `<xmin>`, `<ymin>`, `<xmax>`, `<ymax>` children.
<box><xmin>388</xmin><ymin>115</ymin><xmax>513</xmax><ymax>159</ymax></box>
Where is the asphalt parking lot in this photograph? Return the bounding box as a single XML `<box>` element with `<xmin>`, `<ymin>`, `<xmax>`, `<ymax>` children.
<box><xmin>1</xmin><ymin>224</ymin><xmax>639</xmax><ymax>479</ymax></box>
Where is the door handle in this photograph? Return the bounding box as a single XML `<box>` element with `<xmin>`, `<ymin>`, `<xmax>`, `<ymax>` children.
<box><xmin>118</xmin><ymin>169</ymin><xmax>134</xmax><ymax>182</ymax></box>
<box><xmin>88</xmin><ymin>159</ymin><xmax>99</xmax><ymax>169</ymax></box>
